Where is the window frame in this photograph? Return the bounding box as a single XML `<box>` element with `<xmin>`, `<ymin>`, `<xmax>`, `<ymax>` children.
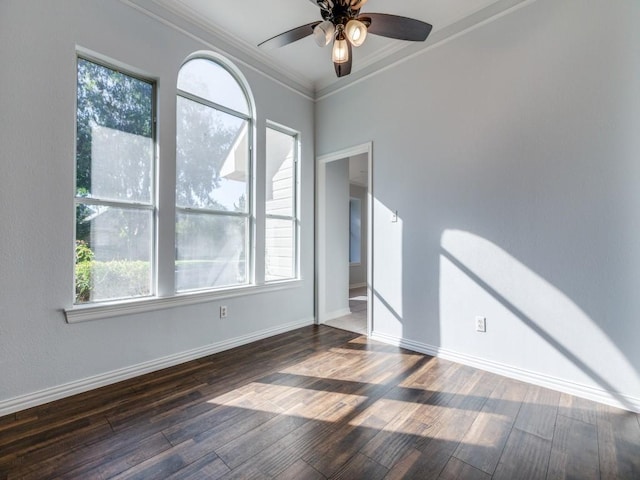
<box><xmin>175</xmin><ymin>56</ymin><xmax>255</xmax><ymax>293</ymax></box>
<box><xmin>73</xmin><ymin>54</ymin><xmax>158</xmax><ymax>305</ymax></box>
<box><xmin>65</xmin><ymin>50</ymin><xmax>304</xmax><ymax>324</ymax></box>
<box><xmin>264</xmin><ymin>122</ymin><xmax>300</xmax><ymax>283</ymax></box>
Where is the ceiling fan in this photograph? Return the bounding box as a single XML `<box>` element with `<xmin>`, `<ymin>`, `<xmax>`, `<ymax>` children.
<box><xmin>258</xmin><ymin>0</ymin><xmax>433</xmax><ymax>78</ymax></box>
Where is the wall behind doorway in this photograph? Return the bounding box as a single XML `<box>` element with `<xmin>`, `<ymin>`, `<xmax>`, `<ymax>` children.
<box><xmin>349</xmin><ymin>183</ymin><xmax>368</xmax><ymax>288</ymax></box>
<box><xmin>323</xmin><ymin>158</ymin><xmax>350</xmax><ymax>319</ymax></box>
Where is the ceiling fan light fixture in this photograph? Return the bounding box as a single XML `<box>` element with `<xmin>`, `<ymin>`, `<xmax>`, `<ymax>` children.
<box><xmin>345</xmin><ymin>19</ymin><xmax>367</xmax><ymax>47</ymax></box>
<box><xmin>313</xmin><ymin>20</ymin><xmax>336</xmax><ymax>47</ymax></box>
<box><xmin>332</xmin><ymin>34</ymin><xmax>349</xmax><ymax>64</ymax></box>
<box><xmin>259</xmin><ymin>1</ymin><xmax>433</xmax><ymax>78</ymax></box>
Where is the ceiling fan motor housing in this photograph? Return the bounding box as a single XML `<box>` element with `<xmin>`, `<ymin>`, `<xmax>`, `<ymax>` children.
<box><xmin>321</xmin><ymin>1</ymin><xmax>362</xmax><ymax>25</ymax></box>
<box><xmin>260</xmin><ymin>0</ymin><xmax>432</xmax><ymax>77</ymax></box>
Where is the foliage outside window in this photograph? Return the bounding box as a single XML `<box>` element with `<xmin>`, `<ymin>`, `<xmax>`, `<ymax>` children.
<box><xmin>75</xmin><ymin>58</ymin><xmax>155</xmax><ymax>304</ymax></box>
<box><xmin>175</xmin><ymin>58</ymin><xmax>252</xmax><ymax>292</ymax></box>
<box><xmin>265</xmin><ymin>125</ymin><xmax>298</xmax><ymax>282</ymax></box>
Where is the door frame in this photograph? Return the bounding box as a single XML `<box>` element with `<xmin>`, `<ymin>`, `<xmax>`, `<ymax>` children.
<box><xmin>315</xmin><ymin>142</ymin><xmax>373</xmax><ymax>335</ymax></box>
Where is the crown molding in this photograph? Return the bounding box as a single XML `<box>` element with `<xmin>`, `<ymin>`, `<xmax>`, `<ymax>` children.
<box><xmin>123</xmin><ymin>0</ymin><xmax>534</xmax><ymax>100</ymax></box>
<box><xmin>121</xmin><ymin>0</ymin><xmax>316</xmax><ymax>99</ymax></box>
<box><xmin>151</xmin><ymin>0</ymin><xmax>317</xmax><ymax>88</ymax></box>
<box><xmin>315</xmin><ymin>0</ymin><xmax>534</xmax><ymax>99</ymax></box>
<box><xmin>148</xmin><ymin>0</ymin><xmax>411</xmax><ymax>94</ymax></box>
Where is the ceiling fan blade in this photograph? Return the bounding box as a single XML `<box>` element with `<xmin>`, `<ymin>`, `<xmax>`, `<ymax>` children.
<box><xmin>334</xmin><ymin>42</ymin><xmax>353</xmax><ymax>77</ymax></box>
<box><xmin>258</xmin><ymin>21</ymin><xmax>321</xmax><ymax>49</ymax></box>
<box><xmin>361</xmin><ymin>13</ymin><xmax>433</xmax><ymax>42</ymax></box>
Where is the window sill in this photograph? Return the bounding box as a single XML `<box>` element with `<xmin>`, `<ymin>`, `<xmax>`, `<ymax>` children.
<box><xmin>64</xmin><ymin>280</ymin><xmax>303</xmax><ymax>324</ymax></box>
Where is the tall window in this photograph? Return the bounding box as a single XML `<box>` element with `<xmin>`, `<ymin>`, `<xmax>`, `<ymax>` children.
<box><xmin>175</xmin><ymin>58</ymin><xmax>252</xmax><ymax>291</ymax></box>
<box><xmin>74</xmin><ymin>58</ymin><xmax>155</xmax><ymax>304</ymax></box>
<box><xmin>265</xmin><ymin>125</ymin><xmax>298</xmax><ymax>282</ymax></box>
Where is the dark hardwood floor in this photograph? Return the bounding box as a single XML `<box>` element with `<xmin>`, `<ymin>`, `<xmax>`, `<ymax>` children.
<box><xmin>1</xmin><ymin>325</ymin><xmax>639</xmax><ymax>479</ymax></box>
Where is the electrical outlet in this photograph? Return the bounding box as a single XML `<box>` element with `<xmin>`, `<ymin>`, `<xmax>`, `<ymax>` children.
<box><xmin>220</xmin><ymin>306</ymin><xmax>228</xmax><ymax>319</ymax></box>
<box><xmin>475</xmin><ymin>316</ymin><xmax>486</xmax><ymax>333</ymax></box>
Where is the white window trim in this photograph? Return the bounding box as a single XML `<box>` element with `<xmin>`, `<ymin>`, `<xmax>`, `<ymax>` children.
<box><xmin>64</xmin><ymin>279</ymin><xmax>302</xmax><ymax>323</ymax></box>
<box><xmin>265</xmin><ymin>121</ymin><xmax>300</xmax><ymax>283</ymax></box>
<box><xmin>74</xmin><ymin>54</ymin><xmax>158</xmax><ymax>305</ymax></box>
<box><xmin>174</xmin><ymin>56</ymin><xmax>255</xmax><ymax>294</ymax></box>
<box><xmin>67</xmin><ymin>51</ymin><xmax>309</xmax><ymax>323</ymax></box>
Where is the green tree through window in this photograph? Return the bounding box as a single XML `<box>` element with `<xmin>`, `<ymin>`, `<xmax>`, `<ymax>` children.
<box><xmin>175</xmin><ymin>58</ymin><xmax>252</xmax><ymax>291</ymax></box>
<box><xmin>75</xmin><ymin>58</ymin><xmax>155</xmax><ymax>303</ymax></box>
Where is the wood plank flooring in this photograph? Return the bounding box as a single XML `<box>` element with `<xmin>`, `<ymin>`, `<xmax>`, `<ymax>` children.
<box><xmin>1</xmin><ymin>325</ymin><xmax>639</xmax><ymax>479</ymax></box>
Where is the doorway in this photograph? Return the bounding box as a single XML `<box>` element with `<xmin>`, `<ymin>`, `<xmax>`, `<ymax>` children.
<box><xmin>316</xmin><ymin>142</ymin><xmax>372</xmax><ymax>336</ymax></box>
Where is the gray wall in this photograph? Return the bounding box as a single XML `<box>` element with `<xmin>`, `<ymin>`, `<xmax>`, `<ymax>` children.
<box><xmin>316</xmin><ymin>0</ymin><xmax>640</xmax><ymax>409</ymax></box>
<box><xmin>349</xmin><ymin>183</ymin><xmax>368</xmax><ymax>288</ymax></box>
<box><xmin>2</xmin><ymin>0</ymin><xmax>639</xmax><ymax>413</ymax></box>
<box><xmin>0</xmin><ymin>0</ymin><xmax>315</xmax><ymax>411</ymax></box>
<box><xmin>324</xmin><ymin>159</ymin><xmax>350</xmax><ymax>318</ymax></box>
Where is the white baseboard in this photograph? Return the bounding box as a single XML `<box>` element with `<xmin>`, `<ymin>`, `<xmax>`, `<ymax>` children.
<box><xmin>0</xmin><ymin>318</ymin><xmax>314</xmax><ymax>417</ymax></box>
<box><xmin>370</xmin><ymin>331</ymin><xmax>640</xmax><ymax>414</ymax></box>
<box><xmin>320</xmin><ymin>308</ymin><xmax>352</xmax><ymax>323</ymax></box>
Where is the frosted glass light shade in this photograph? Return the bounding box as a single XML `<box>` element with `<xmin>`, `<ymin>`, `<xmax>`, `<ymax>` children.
<box><xmin>313</xmin><ymin>21</ymin><xmax>336</xmax><ymax>47</ymax></box>
<box><xmin>332</xmin><ymin>37</ymin><xmax>349</xmax><ymax>63</ymax></box>
<box><xmin>345</xmin><ymin>19</ymin><xmax>367</xmax><ymax>47</ymax></box>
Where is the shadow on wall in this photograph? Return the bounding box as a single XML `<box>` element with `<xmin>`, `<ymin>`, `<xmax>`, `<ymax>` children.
<box><xmin>440</xmin><ymin>229</ymin><xmax>639</xmax><ymax>410</ymax></box>
<box><xmin>370</xmin><ymin>198</ymin><xmax>408</xmax><ymax>340</ymax></box>
<box><xmin>367</xmin><ymin>199</ymin><xmax>638</xmax><ymax>410</ymax></box>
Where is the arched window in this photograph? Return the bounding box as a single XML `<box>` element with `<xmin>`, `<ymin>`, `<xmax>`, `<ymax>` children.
<box><xmin>175</xmin><ymin>56</ymin><xmax>253</xmax><ymax>292</ymax></box>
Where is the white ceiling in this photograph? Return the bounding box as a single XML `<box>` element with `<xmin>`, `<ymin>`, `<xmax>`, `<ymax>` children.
<box><xmin>149</xmin><ymin>0</ymin><xmax>520</xmax><ymax>93</ymax></box>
